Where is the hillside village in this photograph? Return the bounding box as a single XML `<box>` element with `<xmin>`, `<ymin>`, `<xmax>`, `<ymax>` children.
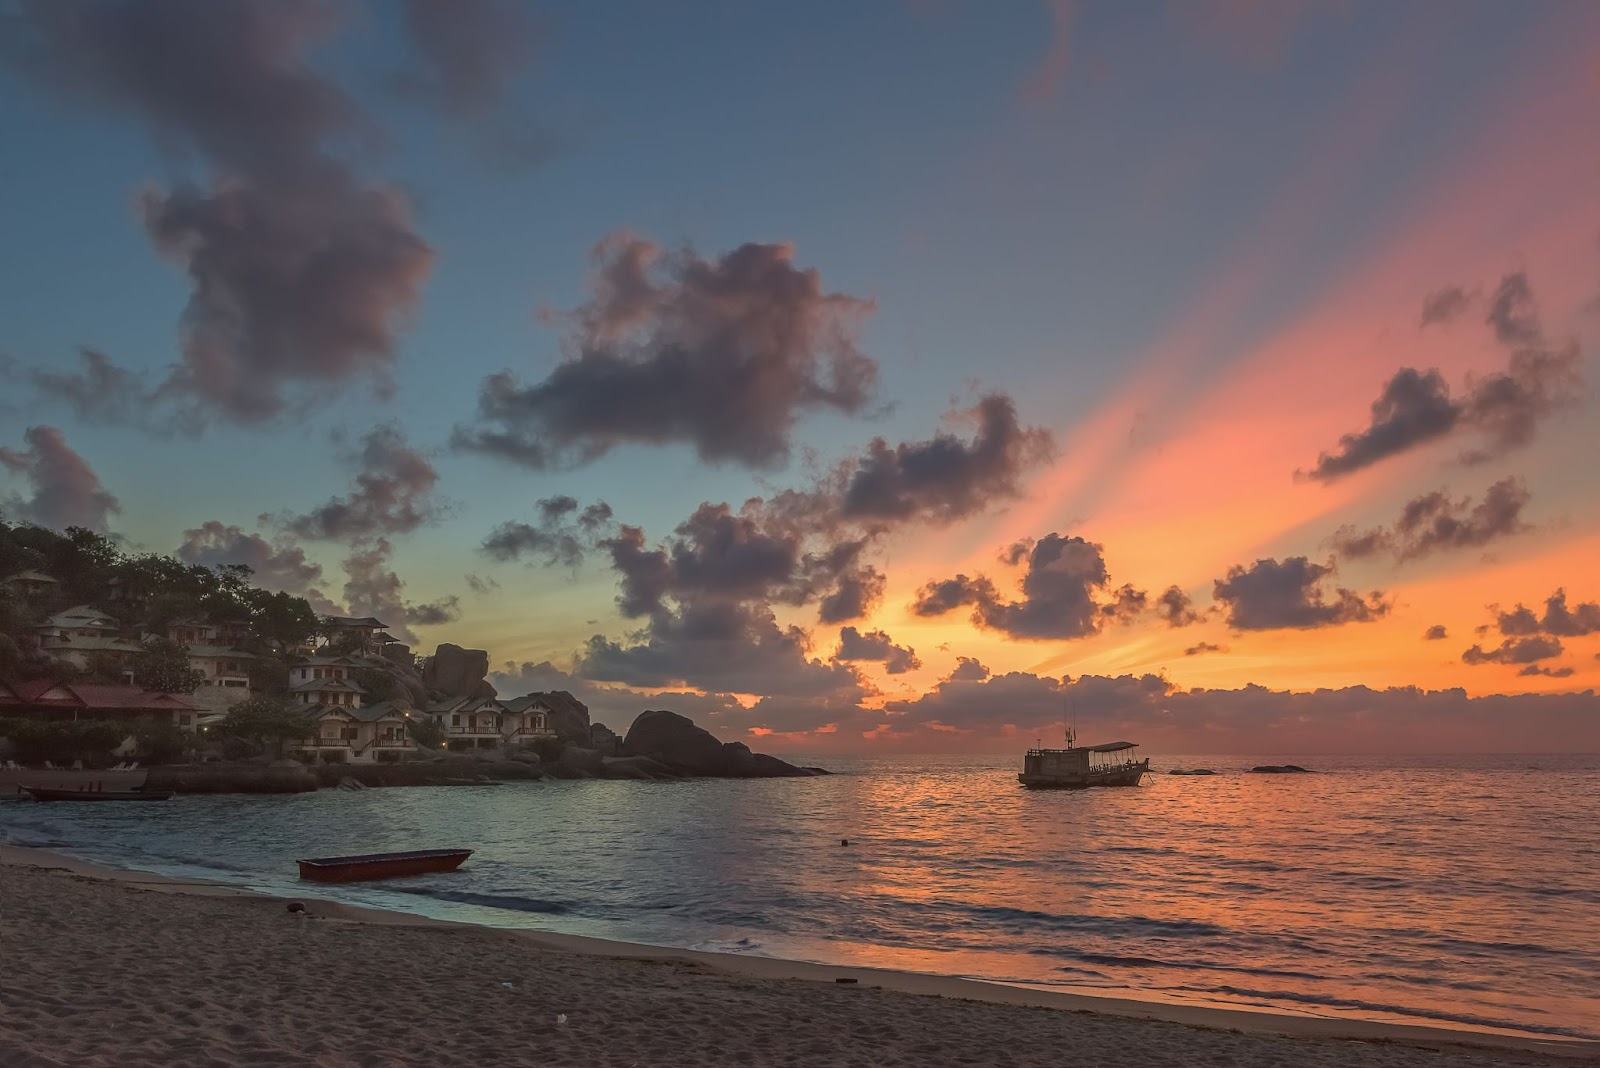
<box><xmin>0</xmin><ymin>521</ymin><xmax>606</xmax><ymax>768</ymax></box>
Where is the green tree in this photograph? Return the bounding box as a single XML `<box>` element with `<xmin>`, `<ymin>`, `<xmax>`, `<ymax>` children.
<box><xmin>248</xmin><ymin>657</ymin><xmax>291</xmax><ymax>695</ymax></box>
<box><xmin>218</xmin><ymin>695</ymin><xmax>311</xmax><ymax>758</ymax></box>
<box><xmin>134</xmin><ymin>723</ymin><xmax>193</xmax><ymax>765</ymax></box>
<box><xmin>246</xmin><ymin>590</ymin><xmax>319</xmax><ymax>651</ymax></box>
<box><xmin>406</xmin><ymin>715</ymin><xmax>446</xmax><ymax>749</ymax></box>
<box><xmin>0</xmin><ymin>718</ymin><xmax>127</xmax><ymax>766</ymax></box>
<box><xmin>352</xmin><ymin>666</ymin><xmax>402</xmax><ymax>704</ymax></box>
<box><xmin>82</xmin><ymin>650</ymin><xmax>129</xmax><ymax>683</ymax></box>
<box><xmin>133</xmin><ymin>638</ymin><xmax>206</xmax><ymax>694</ymax></box>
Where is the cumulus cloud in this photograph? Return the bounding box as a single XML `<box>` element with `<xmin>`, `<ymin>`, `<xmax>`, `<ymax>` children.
<box><xmin>1420</xmin><ymin>285</ymin><xmax>1472</xmax><ymax>327</ymax></box>
<box><xmin>817</xmin><ymin>564</ymin><xmax>886</xmax><ymax>624</ymax></box>
<box><xmin>454</xmin><ymin>235</ymin><xmax>878</xmax><ymax>470</ymax></box>
<box><xmin>481</xmin><ymin>497</ymin><xmax>613</xmax><ymax>567</ymax></box>
<box><xmin>839</xmin><ymin>395</ymin><xmax>1053</xmax><ymax>525</ymax></box>
<box><xmin>834</xmin><ymin>627</ymin><xmax>921</xmax><ymax>675</ymax></box>
<box><xmin>1491</xmin><ymin>589</ymin><xmax>1600</xmax><ymax>639</ymax></box>
<box><xmin>2</xmin><ymin>0</ymin><xmax>433</xmax><ymax>426</ymax></box>
<box><xmin>1155</xmin><ymin>585</ymin><xmax>1201</xmax><ymax>627</ymax></box>
<box><xmin>175</xmin><ymin>520</ymin><xmax>336</xmax><ymax>611</ymax></box>
<box><xmin>910</xmin><ymin>534</ymin><xmax>1146</xmax><ymax>640</ymax></box>
<box><xmin>277</xmin><ymin>427</ymin><xmax>442</xmax><ymax>541</ymax></box>
<box><xmin>947</xmin><ymin>656</ymin><xmax>990</xmax><ymax>681</ymax></box>
<box><xmin>1301</xmin><ymin>273</ymin><xmax>1580</xmax><ymax>481</ymax></box>
<box><xmin>340</xmin><ymin>538</ymin><xmax>459</xmax><ymax>644</ymax></box>
<box><xmin>1212</xmin><ymin>557</ymin><xmax>1389</xmax><ymax>630</ymax></box>
<box><xmin>0</xmin><ymin>426</ymin><xmax>120</xmax><ymax>533</ymax></box>
<box><xmin>1519</xmin><ymin>664</ymin><xmax>1574</xmax><ymax>678</ymax></box>
<box><xmin>1462</xmin><ymin>635</ymin><xmax>1563</xmax><ymax>666</ymax></box>
<box><xmin>1184</xmin><ymin>642</ymin><xmax>1225</xmax><ymax>656</ymax></box>
<box><xmin>1328</xmin><ymin>477</ymin><xmax>1531</xmax><ymax>562</ymax></box>
<box><xmin>1424</xmin><ymin>624</ymin><xmax>1448</xmax><ymax>640</ymax></box>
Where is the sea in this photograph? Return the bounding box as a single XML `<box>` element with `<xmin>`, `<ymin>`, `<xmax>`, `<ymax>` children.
<box><xmin>4</xmin><ymin>753</ymin><xmax>1598</xmax><ymax>1042</ymax></box>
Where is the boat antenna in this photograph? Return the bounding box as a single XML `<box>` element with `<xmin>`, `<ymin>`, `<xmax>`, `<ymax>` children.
<box><xmin>1065</xmin><ymin>689</ymin><xmax>1076</xmax><ymax>749</ymax></box>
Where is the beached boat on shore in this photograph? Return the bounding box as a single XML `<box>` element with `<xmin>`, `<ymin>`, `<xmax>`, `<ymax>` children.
<box><xmin>297</xmin><ymin>848</ymin><xmax>473</xmax><ymax>883</ymax></box>
<box><xmin>22</xmin><ymin>785</ymin><xmax>172</xmax><ymax>802</ymax></box>
<box><xmin>1019</xmin><ymin>729</ymin><xmax>1148</xmax><ymax>789</ymax></box>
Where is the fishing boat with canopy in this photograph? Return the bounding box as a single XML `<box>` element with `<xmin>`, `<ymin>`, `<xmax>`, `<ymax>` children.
<box><xmin>1018</xmin><ymin>727</ymin><xmax>1148</xmax><ymax>789</ymax></box>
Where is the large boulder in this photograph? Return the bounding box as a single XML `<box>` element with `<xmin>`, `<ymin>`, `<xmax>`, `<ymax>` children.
<box><xmin>622</xmin><ymin>710</ymin><xmax>823</xmax><ymax>777</ymax></box>
<box><xmin>556</xmin><ymin>745</ymin><xmax>605</xmax><ymax>776</ymax></box>
<box><xmin>600</xmin><ymin>755</ymin><xmax>677</xmax><ymax>780</ymax></box>
<box><xmin>531</xmin><ymin>691</ymin><xmax>591</xmax><ymax>745</ymax></box>
<box><xmin>424</xmin><ymin>644</ymin><xmax>495</xmax><ymax>699</ymax></box>
<box><xmin>589</xmin><ymin>722</ymin><xmax>621</xmax><ymax>754</ymax></box>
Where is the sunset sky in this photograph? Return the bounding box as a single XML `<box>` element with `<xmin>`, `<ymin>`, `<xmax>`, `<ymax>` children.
<box><xmin>2</xmin><ymin>0</ymin><xmax>1597</xmax><ymax>753</ymax></box>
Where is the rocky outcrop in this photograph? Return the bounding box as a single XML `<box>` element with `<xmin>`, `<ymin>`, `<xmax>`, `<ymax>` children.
<box><xmin>621</xmin><ymin>710</ymin><xmax>825</xmax><ymax>778</ymax></box>
<box><xmin>531</xmin><ymin>691</ymin><xmax>592</xmax><ymax>745</ymax></box>
<box><xmin>147</xmin><ymin>761</ymin><xmax>318</xmax><ymax>794</ymax></box>
<box><xmin>554</xmin><ymin>745</ymin><xmax>605</xmax><ymax>776</ymax></box>
<box><xmin>589</xmin><ymin>722</ymin><xmax>621</xmax><ymax>754</ymax></box>
<box><xmin>423</xmin><ymin>644</ymin><xmax>496</xmax><ymax>699</ymax></box>
<box><xmin>1250</xmin><ymin>764</ymin><xmax>1312</xmax><ymax>774</ymax></box>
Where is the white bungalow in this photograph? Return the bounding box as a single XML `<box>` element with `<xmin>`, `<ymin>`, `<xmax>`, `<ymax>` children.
<box><xmin>500</xmin><ymin>695</ymin><xmax>559</xmax><ymax>743</ymax></box>
<box><xmin>292</xmin><ymin>701</ymin><xmax>413</xmax><ymax>764</ymax></box>
<box><xmin>2</xmin><ymin>570</ymin><xmax>59</xmax><ymax>599</ymax></box>
<box><xmin>289</xmin><ymin>655</ymin><xmax>361</xmax><ymax>687</ymax></box>
<box><xmin>317</xmin><ymin>616</ymin><xmax>392</xmax><ymax>651</ymax></box>
<box><xmin>36</xmin><ymin>605</ymin><xmax>120</xmax><ymax>648</ymax></box>
<box><xmin>426</xmin><ymin>696</ymin><xmax>509</xmax><ymax>750</ymax></box>
<box><xmin>290</xmin><ymin>675</ymin><xmax>367</xmax><ymax>709</ymax></box>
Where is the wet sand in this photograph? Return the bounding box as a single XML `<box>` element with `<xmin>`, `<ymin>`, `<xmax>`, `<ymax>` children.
<box><xmin>1</xmin><ymin>847</ymin><xmax>1593</xmax><ymax>1068</ymax></box>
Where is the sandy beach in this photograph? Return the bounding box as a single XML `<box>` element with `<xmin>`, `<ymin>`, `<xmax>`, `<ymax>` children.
<box><xmin>0</xmin><ymin>848</ymin><xmax>1593</xmax><ymax>1068</ymax></box>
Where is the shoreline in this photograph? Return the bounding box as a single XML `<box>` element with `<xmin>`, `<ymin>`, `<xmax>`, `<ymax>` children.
<box><xmin>3</xmin><ymin>845</ymin><xmax>1594</xmax><ymax>1067</ymax></box>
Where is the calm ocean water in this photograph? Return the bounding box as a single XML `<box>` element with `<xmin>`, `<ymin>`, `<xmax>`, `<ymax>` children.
<box><xmin>4</xmin><ymin>753</ymin><xmax>1598</xmax><ymax>1040</ymax></box>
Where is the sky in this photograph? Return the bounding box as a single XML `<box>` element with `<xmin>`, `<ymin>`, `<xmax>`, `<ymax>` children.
<box><xmin>1</xmin><ymin>0</ymin><xmax>1598</xmax><ymax>754</ymax></box>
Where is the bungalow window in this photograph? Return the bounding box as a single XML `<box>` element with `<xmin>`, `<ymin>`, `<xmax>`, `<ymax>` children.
<box><xmin>451</xmin><ymin>714</ymin><xmax>461</xmax><ymax>727</ymax></box>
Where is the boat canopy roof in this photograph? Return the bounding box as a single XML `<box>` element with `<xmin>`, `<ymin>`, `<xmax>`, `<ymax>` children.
<box><xmin>1085</xmin><ymin>741</ymin><xmax>1138</xmax><ymax>752</ymax></box>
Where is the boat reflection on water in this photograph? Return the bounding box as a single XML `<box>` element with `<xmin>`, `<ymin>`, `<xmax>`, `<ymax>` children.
<box><xmin>1019</xmin><ymin>728</ymin><xmax>1149</xmax><ymax>789</ymax></box>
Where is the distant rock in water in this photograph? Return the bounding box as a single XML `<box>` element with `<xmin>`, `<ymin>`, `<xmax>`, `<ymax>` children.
<box><xmin>1250</xmin><ymin>764</ymin><xmax>1312</xmax><ymax>774</ymax></box>
<box><xmin>622</xmin><ymin>710</ymin><xmax>827</xmax><ymax>778</ymax></box>
<box><xmin>1169</xmin><ymin>768</ymin><xmax>1216</xmax><ymax>776</ymax></box>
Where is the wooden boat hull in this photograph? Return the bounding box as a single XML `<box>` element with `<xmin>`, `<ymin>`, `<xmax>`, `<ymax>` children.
<box><xmin>297</xmin><ymin>848</ymin><xmax>472</xmax><ymax>883</ymax></box>
<box><xmin>23</xmin><ymin>786</ymin><xmax>172</xmax><ymax>802</ymax></box>
<box><xmin>1018</xmin><ymin>759</ymin><xmax>1149</xmax><ymax>789</ymax></box>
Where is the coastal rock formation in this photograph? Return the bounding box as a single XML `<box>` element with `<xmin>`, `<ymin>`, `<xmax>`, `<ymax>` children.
<box><xmin>621</xmin><ymin>710</ymin><xmax>824</xmax><ymax>778</ymax></box>
<box><xmin>1249</xmin><ymin>764</ymin><xmax>1312</xmax><ymax>774</ymax></box>
<box><xmin>589</xmin><ymin>722</ymin><xmax>621</xmax><ymax>754</ymax></box>
<box><xmin>424</xmin><ymin>644</ymin><xmax>496</xmax><ymax>699</ymax></box>
<box><xmin>532</xmin><ymin>691</ymin><xmax>592</xmax><ymax>745</ymax></box>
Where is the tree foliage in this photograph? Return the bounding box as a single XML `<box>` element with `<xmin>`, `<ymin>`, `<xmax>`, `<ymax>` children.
<box><xmin>352</xmin><ymin>666</ymin><xmax>402</xmax><ymax>704</ymax></box>
<box><xmin>0</xmin><ymin>718</ymin><xmax>128</xmax><ymax>765</ymax></box>
<box><xmin>217</xmin><ymin>695</ymin><xmax>310</xmax><ymax>756</ymax></box>
<box><xmin>405</xmin><ymin>715</ymin><xmax>446</xmax><ymax>749</ymax></box>
<box><xmin>133</xmin><ymin>638</ymin><xmax>206</xmax><ymax>694</ymax></box>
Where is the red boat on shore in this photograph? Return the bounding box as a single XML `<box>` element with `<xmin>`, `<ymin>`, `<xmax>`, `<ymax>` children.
<box><xmin>296</xmin><ymin>848</ymin><xmax>473</xmax><ymax>883</ymax></box>
<box><xmin>23</xmin><ymin>785</ymin><xmax>173</xmax><ymax>802</ymax></box>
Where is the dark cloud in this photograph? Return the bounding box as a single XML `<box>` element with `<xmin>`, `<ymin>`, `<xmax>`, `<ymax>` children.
<box><xmin>18</xmin><ymin>349</ymin><xmax>187</xmax><ymax>434</ymax></box>
<box><xmin>454</xmin><ymin>235</ymin><xmax>878</xmax><ymax>470</ymax></box>
<box><xmin>1493</xmin><ymin>589</ymin><xmax>1600</xmax><ymax>639</ymax></box>
<box><xmin>1420</xmin><ymin>285</ymin><xmax>1472</xmax><ymax>327</ymax></box>
<box><xmin>278</xmin><ymin>427</ymin><xmax>441</xmax><ymax>541</ymax></box>
<box><xmin>839</xmin><ymin>394</ymin><xmax>1053</xmax><ymax>524</ymax></box>
<box><xmin>1519</xmin><ymin>664</ymin><xmax>1574</xmax><ymax>678</ymax></box>
<box><xmin>2</xmin><ymin>0</ymin><xmax>433</xmax><ymax>426</ymax></box>
<box><xmin>1462</xmin><ymin>636</ymin><xmax>1563</xmax><ymax>666</ymax></box>
<box><xmin>1301</xmin><ymin>273</ymin><xmax>1580</xmax><ymax>481</ymax></box>
<box><xmin>394</xmin><ymin>0</ymin><xmax>557</xmax><ymax>168</ymax></box>
<box><xmin>1300</xmin><ymin>368</ymin><xmax>1460</xmax><ymax>482</ymax></box>
<box><xmin>947</xmin><ymin>656</ymin><xmax>990</xmax><ymax>681</ymax></box>
<box><xmin>817</xmin><ymin>565</ymin><xmax>886</xmax><ymax>624</ymax></box>
<box><xmin>1329</xmin><ymin>478</ymin><xmax>1531</xmax><ymax>563</ymax></box>
<box><xmin>0</xmin><ymin>426</ymin><xmax>121</xmax><ymax>533</ymax></box>
<box><xmin>1213</xmin><ymin>557</ymin><xmax>1390</xmax><ymax>631</ymax></box>
<box><xmin>1424</xmin><ymin>624</ymin><xmax>1448</xmax><ymax>641</ymax></box>
<box><xmin>1184</xmin><ymin>642</ymin><xmax>1225</xmax><ymax>656</ymax></box>
<box><xmin>481</xmin><ymin>497</ymin><xmax>613</xmax><ymax>567</ymax></box>
<box><xmin>1000</xmin><ymin>538</ymin><xmax>1035</xmax><ymax>566</ymax></box>
<box><xmin>834</xmin><ymin>627</ymin><xmax>920</xmax><ymax>674</ymax></box>
<box><xmin>175</xmin><ymin>520</ymin><xmax>334</xmax><ymax>610</ymax></box>
<box><xmin>1484</xmin><ymin>271</ymin><xmax>1542</xmax><ymax>347</ymax></box>
<box><xmin>1155</xmin><ymin>585</ymin><xmax>1201</xmax><ymax>627</ymax></box>
<box><xmin>576</xmin><ymin>600</ymin><xmax>864</xmax><ymax>699</ymax></box>
<box><xmin>910</xmin><ymin>534</ymin><xmax>1145</xmax><ymax>640</ymax></box>
<box><xmin>464</xmin><ymin>572</ymin><xmax>499</xmax><ymax>596</ymax></box>
<box><xmin>340</xmin><ymin>537</ymin><xmax>459</xmax><ymax>644</ymax></box>
<box><xmin>396</xmin><ymin>0</ymin><xmax>536</xmax><ymax>117</ymax></box>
